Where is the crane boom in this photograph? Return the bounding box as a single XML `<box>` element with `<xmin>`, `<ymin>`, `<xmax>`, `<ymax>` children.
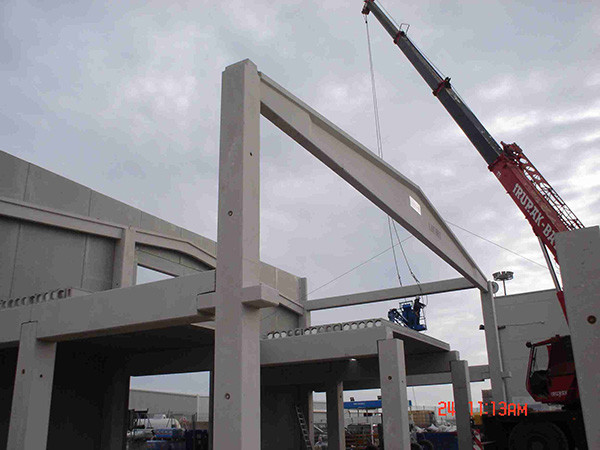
<box><xmin>362</xmin><ymin>0</ymin><xmax>583</xmax><ymax>265</ymax></box>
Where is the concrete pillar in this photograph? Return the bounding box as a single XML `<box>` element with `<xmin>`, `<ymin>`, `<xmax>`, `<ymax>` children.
<box><xmin>213</xmin><ymin>59</ymin><xmax>262</xmax><ymax>450</ymax></box>
<box><xmin>378</xmin><ymin>339</ymin><xmax>410</xmax><ymax>450</ymax></box>
<box><xmin>326</xmin><ymin>381</ymin><xmax>345</xmax><ymax>450</ymax></box>
<box><xmin>480</xmin><ymin>282</ymin><xmax>507</xmax><ymax>403</ymax></box>
<box><xmin>208</xmin><ymin>368</ymin><xmax>214</xmax><ymax>450</ymax></box>
<box><xmin>556</xmin><ymin>226</ymin><xmax>600</xmax><ymax>449</ymax></box>
<box><xmin>298</xmin><ymin>277</ymin><xmax>310</xmax><ymax>328</ymax></box>
<box><xmin>112</xmin><ymin>227</ymin><xmax>136</xmax><ymax>288</ymax></box>
<box><xmin>302</xmin><ymin>389</ymin><xmax>315</xmax><ymax>446</ymax></box>
<box><xmin>100</xmin><ymin>364</ymin><xmax>130</xmax><ymax>450</ymax></box>
<box><xmin>451</xmin><ymin>360</ymin><xmax>472</xmax><ymax>450</ymax></box>
<box><xmin>7</xmin><ymin>321</ymin><xmax>57</xmax><ymax>450</ymax></box>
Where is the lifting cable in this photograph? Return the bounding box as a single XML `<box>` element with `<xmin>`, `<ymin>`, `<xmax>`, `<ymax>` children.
<box><xmin>364</xmin><ymin>14</ymin><xmax>423</xmax><ymax>295</ymax></box>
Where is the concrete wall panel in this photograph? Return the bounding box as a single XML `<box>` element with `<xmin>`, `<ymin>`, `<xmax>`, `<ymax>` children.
<box><xmin>24</xmin><ymin>165</ymin><xmax>91</xmax><ymax>216</ymax></box>
<box><xmin>495</xmin><ymin>289</ymin><xmax>569</xmax><ymax>404</ymax></box>
<box><xmin>260</xmin><ymin>307</ymin><xmax>299</xmax><ymax>334</ymax></box>
<box><xmin>140</xmin><ymin>212</ymin><xmax>181</xmax><ymax>237</ymax></box>
<box><xmin>278</xmin><ymin>269</ymin><xmax>300</xmax><ymax>302</ymax></box>
<box><xmin>0</xmin><ymin>151</ymin><xmax>29</xmax><ymax>200</ymax></box>
<box><xmin>89</xmin><ymin>191</ymin><xmax>142</xmax><ymax>226</ymax></box>
<box><xmin>11</xmin><ymin>222</ymin><xmax>86</xmax><ymax>298</ymax></box>
<box><xmin>0</xmin><ymin>218</ymin><xmax>20</xmax><ymax>298</ymax></box>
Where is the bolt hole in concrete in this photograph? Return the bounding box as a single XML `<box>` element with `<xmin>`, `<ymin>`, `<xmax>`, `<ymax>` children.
<box><xmin>21</xmin><ymin>369</ymin><xmax>25</xmax><ymax>374</ymax></box>
<box><xmin>388</xmin><ymin>376</ymin><xmax>392</xmax><ymax>380</ymax></box>
<box><xmin>588</xmin><ymin>315</ymin><xmax>596</xmax><ymax>324</ymax></box>
<box><xmin>225</xmin><ymin>393</ymin><xmax>231</xmax><ymax>399</ymax></box>
<box><xmin>228</xmin><ymin>211</ymin><xmax>233</xmax><ymax>216</ymax></box>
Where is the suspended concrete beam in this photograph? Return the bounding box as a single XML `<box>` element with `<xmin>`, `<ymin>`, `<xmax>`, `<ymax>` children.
<box><xmin>306</xmin><ymin>277</ymin><xmax>474</xmax><ymax>311</ymax></box>
<box><xmin>259</xmin><ymin>73</ymin><xmax>488</xmax><ymax>291</ymax></box>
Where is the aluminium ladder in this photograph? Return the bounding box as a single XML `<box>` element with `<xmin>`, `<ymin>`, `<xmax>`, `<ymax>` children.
<box><xmin>295</xmin><ymin>404</ymin><xmax>314</xmax><ymax>450</ymax></box>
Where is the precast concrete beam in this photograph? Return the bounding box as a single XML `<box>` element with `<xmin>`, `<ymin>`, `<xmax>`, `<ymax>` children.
<box><xmin>7</xmin><ymin>322</ymin><xmax>56</xmax><ymax>450</ymax></box>
<box><xmin>32</xmin><ymin>271</ymin><xmax>216</xmax><ymax>341</ymax></box>
<box><xmin>378</xmin><ymin>339</ymin><xmax>410</xmax><ymax>450</ymax></box>
<box><xmin>259</xmin><ymin>73</ymin><xmax>487</xmax><ymax>291</ymax></box>
<box><xmin>306</xmin><ymin>277</ymin><xmax>474</xmax><ymax>311</ymax></box>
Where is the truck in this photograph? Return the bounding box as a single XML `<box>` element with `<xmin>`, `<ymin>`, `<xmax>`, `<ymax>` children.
<box><xmin>361</xmin><ymin>1</ymin><xmax>588</xmax><ymax>448</ymax></box>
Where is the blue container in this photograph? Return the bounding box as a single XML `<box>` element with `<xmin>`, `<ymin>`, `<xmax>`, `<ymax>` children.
<box><xmin>154</xmin><ymin>428</ymin><xmax>185</xmax><ymax>440</ymax></box>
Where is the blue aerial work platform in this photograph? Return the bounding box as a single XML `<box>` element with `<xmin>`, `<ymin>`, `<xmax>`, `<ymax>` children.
<box><xmin>388</xmin><ymin>297</ymin><xmax>427</xmax><ymax>332</ymax></box>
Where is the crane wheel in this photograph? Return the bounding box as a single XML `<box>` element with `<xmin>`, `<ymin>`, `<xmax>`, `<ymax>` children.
<box><xmin>508</xmin><ymin>421</ymin><xmax>569</xmax><ymax>450</ymax></box>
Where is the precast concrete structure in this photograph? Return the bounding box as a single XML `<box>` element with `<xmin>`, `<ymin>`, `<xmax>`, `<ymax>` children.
<box><xmin>8</xmin><ymin>58</ymin><xmax>595</xmax><ymax>449</ymax></box>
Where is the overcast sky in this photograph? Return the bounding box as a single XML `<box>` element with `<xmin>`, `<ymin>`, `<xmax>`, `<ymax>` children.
<box><xmin>2</xmin><ymin>0</ymin><xmax>599</xmax><ymax>408</ymax></box>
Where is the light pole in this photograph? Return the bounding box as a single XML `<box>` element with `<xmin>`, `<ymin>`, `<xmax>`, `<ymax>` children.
<box><xmin>493</xmin><ymin>271</ymin><xmax>514</xmax><ymax>295</ymax></box>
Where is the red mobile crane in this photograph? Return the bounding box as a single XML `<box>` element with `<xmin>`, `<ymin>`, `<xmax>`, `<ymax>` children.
<box><xmin>362</xmin><ymin>1</ymin><xmax>587</xmax><ymax>447</ymax></box>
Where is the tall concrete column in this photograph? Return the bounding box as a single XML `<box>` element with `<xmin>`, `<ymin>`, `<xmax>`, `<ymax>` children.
<box><xmin>208</xmin><ymin>368</ymin><xmax>214</xmax><ymax>450</ymax></box>
<box><xmin>556</xmin><ymin>226</ymin><xmax>600</xmax><ymax>449</ymax></box>
<box><xmin>451</xmin><ymin>360</ymin><xmax>473</xmax><ymax>450</ymax></box>
<box><xmin>378</xmin><ymin>339</ymin><xmax>410</xmax><ymax>450</ymax></box>
<box><xmin>299</xmin><ymin>387</ymin><xmax>315</xmax><ymax>446</ymax></box>
<box><xmin>480</xmin><ymin>282</ymin><xmax>507</xmax><ymax>403</ymax></box>
<box><xmin>100</xmin><ymin>363</ymin><xmax>130</xmax><ymax>450</ymax></box>
<box><xmin>112</xmin><ymin>227</ymin><xmax>136</xmax><ymax>288</ymax></box>
<box><xmin>213</xmin><ymin>59</ymin><xmax>262</xmax><ymax>450</ymax></box>
<box><xmin>298</xmin><ymin>277</ymin><xmax>310</xmax><ymax>328</ymax></box>
<box><xmin>326</xmin><ymin>381</ymin><xmax>345</xmax><ymax>450</ymax></box>
<box><xmin>7</xmin><ymin>321</ymin><xmax>57</xmax><ymax>450</ymax></box>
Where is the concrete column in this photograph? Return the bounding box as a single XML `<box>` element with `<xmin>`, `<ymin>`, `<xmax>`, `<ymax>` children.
<box><xmin>301</xmin><ymin>388</ymin><xmax>315</xmax><ymax>446</ymax></box>
<box><xmin>556</xmin><ymin>226</ymin><xmax>600</xmax><ymax>450</ymax></box>
<box><xmin>100</xmin><ymin>364</ymin><xmax>130</xmax><ymax>450</ymax></box>
<box><xmin>213</xmin><ymin>59</ymin><xmax>262</xmax><ymax>450</ymax></box>
<box><xmin>208</xmin><ymin>368</ymin><xmax>214</xmax><ymax>450</ymax></box>
<box><xmin>7</xmin><ymin>321</ymin><xmax>57</xmax><ymax>450</ymax></box>
<box><xmin>298</xmin><ymin>277</ymin><xmax>310</xmax><ymax>328</ymax></box>
<box><xmin>326</xmin><ymin>381</ymin><xmax>345</xmax><ymax>450</ymax></box>
<box><xmin>112</xmin><ymin>227</ymin><xmax>136</xmax><ymax>288</ymax></box>
<box><xmin>451</xmin><ymin>360</ymin><xmax>473</xmax><ymax>450</ymax></box>
<box><xmin>307</xmin><ymin>391</ymin><xmax>315</xmax><ymax>446</ymax></box>
<box><xmin>378</xmin><ymin>339</ymin><xmax>410</xmax><ymax>450</ymax></box>
<box><xmin>480</xmin><ymin>282</ymin><xmax>507</xmax><ymax>403</ymax></box>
